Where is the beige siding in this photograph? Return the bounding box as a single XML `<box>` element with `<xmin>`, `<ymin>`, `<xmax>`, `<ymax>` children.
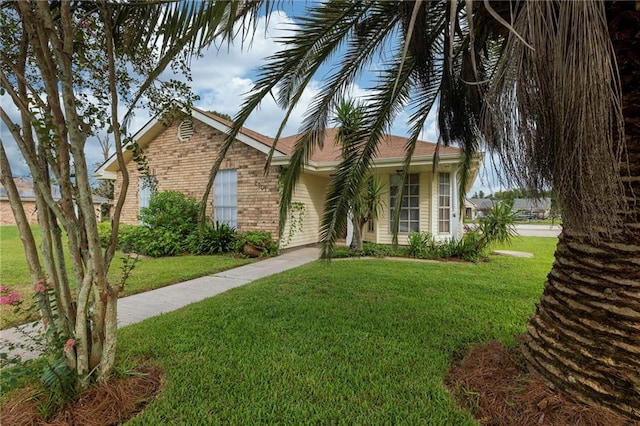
<box><xmin>113</xmin><ymin>119</ymin><xmax>281</xmax><ymax>236</ymax></box>
<box><xmin>282</xmin><ymin>173</ymin><xmax>328</xmax><ymax>248</ymax></box>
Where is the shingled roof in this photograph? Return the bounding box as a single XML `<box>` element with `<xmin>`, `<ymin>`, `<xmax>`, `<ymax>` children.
<box><xmin>275</xmin><ymin>128</ymin><xmax>460</xmax><ymax>163</ymax></box>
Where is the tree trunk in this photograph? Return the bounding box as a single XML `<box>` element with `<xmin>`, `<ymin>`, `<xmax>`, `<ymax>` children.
<box><xmin>522</xmin><ymin>3</ymin><xmax>640</xmax><ymax>420</ymax></box>
<box><xmin>350</xmin><ymin>218</ymin><xmax>364</xmax><ymax>252</ymax></box>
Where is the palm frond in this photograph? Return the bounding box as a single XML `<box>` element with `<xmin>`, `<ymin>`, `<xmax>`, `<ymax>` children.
<box><xmin>483</xmin><ymin>0</ymin><xmax>626</xmax><ymax>239</ymax></box>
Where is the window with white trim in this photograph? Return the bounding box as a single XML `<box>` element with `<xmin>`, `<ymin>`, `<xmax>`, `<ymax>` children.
<box><xmin>139</xmin><ymin>176</ymin><xmax>155</xmax><ymax>213</ymax></box>
<box><xmin>438</xmin><ymin>172</ymin><xmax>451</xmax><ymax>234</ymax></box>
<box><xmin>214</xmin><ymin>169</ymin><xmax>237</xmax><ymax>228</ymax></box>
<box><xmin>389</xmin><ymin>174</ymin><xmax>419</xmax><ymax>233</ymax></box>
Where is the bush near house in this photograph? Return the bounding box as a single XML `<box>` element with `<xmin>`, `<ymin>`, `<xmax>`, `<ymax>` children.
<box><xmin>187</xmin><ymin>222</ymin><xmax>237</xmax><ymax>255</ymax></box>
<box><xmin>333</xmin><ymin>204</ymin><xmax>517</xmax><ymax>262</ymax></box>
<box><xmin>98</xmin><ymin>191</ymin><xmax>276</xmax><ymax>257</ymax></box>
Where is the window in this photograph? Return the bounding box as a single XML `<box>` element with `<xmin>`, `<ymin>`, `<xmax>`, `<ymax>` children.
<box><xmin>139</xmin><ymin>176</ymin><xmax>155</xmax><ymax>213</ymax></box>
<box><xmin>438</xmin><ymin>173</ymin><xmax>451</xmax><ymax>233</ymax></box>
<box><xmin>389</xmin><ymin>174</ymin><xmax>419</xmax><ymax>233</ymax></box>
<box><xmin>214</xmin><ymin>169</ymin><xmax>237</xmax><ymax>228</ymax></box>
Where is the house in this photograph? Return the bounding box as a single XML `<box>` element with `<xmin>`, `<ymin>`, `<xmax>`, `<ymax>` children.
<box><xmin>469</xmin><ymin>197</ymin><xmax>552</xmax><ymax>220</ymax></box>
<box><xmin>0</xmin><ymin>177</ymin><xmax>106</xmax><ymax>226</ymax></box>
<box><xmin>469</xmin><ymin>198</ymin><xmax>496</xmax><ymax>218</ymax></box>
<box><xmin>463</xmin><ymin>199</ymin><xmax>477</xmax><ymax>220</ymax></box>
<box><xmin>95</xmin><ymin>105</ymin><xmax>482</xmax><ymax>248</ymax></box>
<box><xmin>512</xmin><ymin>198</ymin><xmax>552</xmax><ymax>219</ymax></box>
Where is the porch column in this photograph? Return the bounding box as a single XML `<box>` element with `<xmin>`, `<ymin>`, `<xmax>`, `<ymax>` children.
<box><xmin>451</xmin><ymin>171</ymin><xmax>459</xmax><ymax>238</ymax></box>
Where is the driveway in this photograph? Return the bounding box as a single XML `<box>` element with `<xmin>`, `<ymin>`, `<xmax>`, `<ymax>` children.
<box><xmin>514</xmin><ymin>224</ymin><xmax>562</xmax><ymax>238</ymax></box>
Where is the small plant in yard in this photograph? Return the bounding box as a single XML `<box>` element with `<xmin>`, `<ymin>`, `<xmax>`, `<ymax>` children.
<box><xmin>407</xmin><ymin>232</ymin><xmax>437</xmax><ymax>258</ymax></box>
<box><xmin>188</xmin><ymin>222</ymin><xmax>237</xmax><ymax>255</ymax></box>
<box><xmin>0</xmin><ymin>283</ymin><xmax>78</xmax><ymax>418</ymax></box>
<box><xmin>478</xmin><ymin>201</ymin><xmax>519</xmax><ymax>248</ymax></box>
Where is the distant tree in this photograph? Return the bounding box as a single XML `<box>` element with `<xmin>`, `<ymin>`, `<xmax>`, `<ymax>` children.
<box><xmin>209</xmin><ymin>110</ymin><xmax>233</xmax><ymax>121</ymax></box>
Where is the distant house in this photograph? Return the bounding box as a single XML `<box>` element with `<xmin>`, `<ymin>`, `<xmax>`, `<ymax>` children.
<box><xmin>95</xmin><ymin>104</ymin><xmax>482</xmax><ymax>248</ymax></box>
<box><xmin>512</xmin><ymin>198</ymin><xmax>552</xmax><ymax>219</ymax></box>
<box><xmin>0</xmin><ymin>177</ymin><xmax>105</xmax><ymax>226</ymax></box>
<box><xmin>464</xmin><ymin>199</ymin><xmax>477</xmax><ymax>220</ymax></box>
<box><xmin>469</xmin><ymin>197</ymin><xmax>552</xmax><ymax>219</ymax></box>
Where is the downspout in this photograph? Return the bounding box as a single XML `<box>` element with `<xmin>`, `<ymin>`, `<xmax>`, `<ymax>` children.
<box><xmin>451</xmin><ymin>171</ymin><xmax>459</xmax><ymax>238</ymax></box>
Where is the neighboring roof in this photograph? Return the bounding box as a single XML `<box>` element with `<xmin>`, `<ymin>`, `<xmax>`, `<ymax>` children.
<box><xmin>464</xmin><ymin>199</ymin><xmax>477</xmax><ymax>208</ymax></box>
<box><xmin>513</xmin><ymin>198</ymin><xmax>551</xmax><ymax>211</ymax></box>
<box><xmin>470</xmin><ymin>198</ymin><xmax>496</xmax><ymax>210</ymax></box>
<box><xmin>0</xmin><ymin>177</ymin><xmax>105</xmax><ymax>204</ymax></box>
<box><xmin>0</xmin><ymin>177</ymin><xmax>61</xmax><ymax>201</ymax></box>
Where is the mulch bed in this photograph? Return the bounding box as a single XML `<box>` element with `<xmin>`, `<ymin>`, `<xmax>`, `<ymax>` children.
<box><xmin>0</xmin><ymin>365</ymin><xmax>162</xmax><ymax>426</ymax></box>
<box><xmin>446</xmin><ymin>340</ymin><xmax>639</xmax><ymax>426</ymax></box>
<box><xmin>3</xmin><ymin>346</ymin><xmax>637</xmax><ymax>425</ymax></box>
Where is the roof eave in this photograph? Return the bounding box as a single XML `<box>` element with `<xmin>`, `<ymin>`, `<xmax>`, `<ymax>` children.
<box><xmin>94</xmin><ymin>101</ymin><xmax>287</xmax><ymax>179</ymax></box>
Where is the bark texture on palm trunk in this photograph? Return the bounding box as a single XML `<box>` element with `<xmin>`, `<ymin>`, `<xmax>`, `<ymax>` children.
<box><xmin>522</xmin><ymin>3</ymin><xmax>640</xmax><ymax>420</ymax></box>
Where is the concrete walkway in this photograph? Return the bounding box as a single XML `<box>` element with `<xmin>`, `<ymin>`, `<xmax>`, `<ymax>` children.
<box><xmin>0</xmin><ymin>247</ymin><xmax>320</xmax><ymax>360</ymax></box>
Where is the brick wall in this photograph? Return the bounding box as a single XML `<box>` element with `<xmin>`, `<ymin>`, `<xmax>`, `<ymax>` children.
<box><xmin>1</xmin><ymin>199</ymin><xmax>102</xmax><ymax>226</ymax></box>
<box><xmin>113</xmin><ymin>119</ymin><xmax>281</xmax><ymax>236</ymax></box>
<box><xmin>0</xmin><ymin>199</ymin><xmax>38</xmax><ymax>225</ymax></box>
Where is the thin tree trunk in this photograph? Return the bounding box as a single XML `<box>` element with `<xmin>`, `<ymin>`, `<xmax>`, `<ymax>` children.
<box><xmin>350</xmin><ymin>218</ymin><xmax>364</xmax><ymax>252</ymax></box>
<box><xmin>522</xmin><ymin>3</ymin><xmax>640</xmax><ymax>420</ymax></box>
<box><xmin>0</xmin><ymin>142</ymin><xmax>52</xmax><ymax>326</ymax></box>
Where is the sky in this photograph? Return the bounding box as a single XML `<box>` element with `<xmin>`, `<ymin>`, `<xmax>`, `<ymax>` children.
<box><xmin>1</xmin><ymin>3</ymin><xmax>498</xmax><ymax>195</ymax></box>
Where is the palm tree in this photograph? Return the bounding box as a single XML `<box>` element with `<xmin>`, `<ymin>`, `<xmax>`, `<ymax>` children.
<box><xmin>208</xmin><ymin>0</ymin><xmax>639</xmax><ymax>419</ymax></box>
<box><xmin>348</xmin><ymin>175</ymin><xmax>385</xmax><ymax>251</ymax></box>
<box><xmin>331</xmin><ymin>98</ymin><xmax>385</xmax><ymax>251</ymax></box>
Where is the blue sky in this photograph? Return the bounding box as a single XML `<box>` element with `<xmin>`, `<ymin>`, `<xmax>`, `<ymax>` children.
<box><xmin>1</xmin><ymin>2</ymin><xmax>498</xmax><ymax>195</ymax></box>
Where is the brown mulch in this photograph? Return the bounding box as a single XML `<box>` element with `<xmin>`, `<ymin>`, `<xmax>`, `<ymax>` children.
<box><xmin>0</xmin><ymin>365</ymin><xmax>163</xmax><ymax>426</ymax></box>
<box><xmin>445</xmin><ymin>341</ymin><xmax>639</xmax><ymax>426</ymax></box>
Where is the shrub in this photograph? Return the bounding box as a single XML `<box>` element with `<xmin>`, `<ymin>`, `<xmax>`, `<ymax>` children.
<box><xmin>97</xmin><ymin>222</ymin><xmax>111</xmax><ymax>248</ymax></box>
<box><xmin>189</xmin><ymin>222</ymin><xmax>237</xmax><ymax>255</ymax></box>
<box><xmin>361</xmin><ymin>242</ymin><xmax>406</xmax><ymax>257</ymax></box>
<box><xmin>141</xmin><ymin>229</ymin><xmax>186</xmax><ymax>257</ymax></box>
<box><xmin>407</xmin><ymin>232</ymin><xmax>436</xmax><ymax>258</ymax></box>
<box><xmin>97</xmin><ymin>223</ymin><xmax>147</xmax><ymax>251</ymax></box>
<box><xmin>138</xmin><ymin>191</ymin><xmax>200</xmax><ymax>238</ymax></box>
<box><xmin>405</xmin><ymin>231</ymin><xmax>486</xmax><ymax>262</ymax></box>
<box><xmin>455</xmin><ymin>230</ymin><xmax>486</xmax><ymax>262</ymax></box>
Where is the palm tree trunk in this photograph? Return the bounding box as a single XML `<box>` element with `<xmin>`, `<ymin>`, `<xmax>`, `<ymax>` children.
<box><xmin>522</xmin><ymin>3</ymin><xmax>640</xmax><ymax>420</ymax></box>
<box><xmin>350</xmin><ymin>218</ymin><xmax>364</xmax><ymax>252</ymax></box>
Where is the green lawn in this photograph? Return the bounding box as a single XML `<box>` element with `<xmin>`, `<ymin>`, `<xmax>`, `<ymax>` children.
<box><xmin>0</xmin><ymin>226</ymin><xmax>253</xmax><ymax>329</ymax></box>
<box><xmin>116</xmin><ymin>236</ymin><xmax>557</xmax><ymax>425</ymax></box>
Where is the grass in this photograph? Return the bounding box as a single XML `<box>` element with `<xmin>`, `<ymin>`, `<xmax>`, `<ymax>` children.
<box><xmin>0</xmin><ymin>226</ymin><xmax>253</xmax><ymax>329</ymax></box>
<box><xmin>114</xmin><ymin>236</ymin><xmax>557</xmax><ymax>424</ymax></box>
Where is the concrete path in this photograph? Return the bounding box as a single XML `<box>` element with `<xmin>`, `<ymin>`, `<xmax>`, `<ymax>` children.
<box><xmin>0</xmin><ymin>247</ymin><xmax>320</xmax><ymax>360</ymax></box>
